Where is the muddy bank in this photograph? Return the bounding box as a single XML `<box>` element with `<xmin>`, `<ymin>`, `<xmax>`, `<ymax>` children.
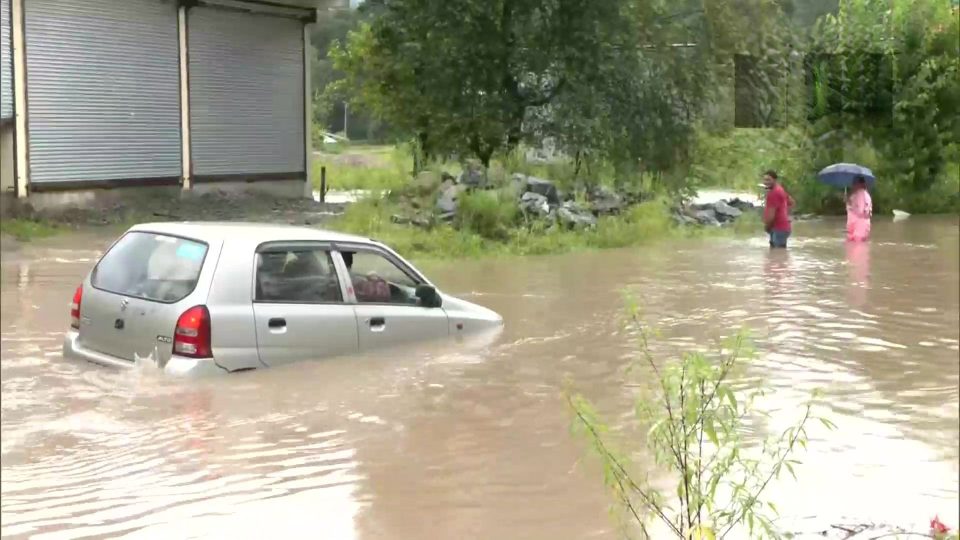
<box><xmin>3</xmin><ymin>190</ymin><xmax>348</xmax><ymax>232</ymax></box>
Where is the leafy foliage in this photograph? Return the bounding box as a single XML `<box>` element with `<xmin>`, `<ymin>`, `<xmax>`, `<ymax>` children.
<box><xmin>331</xmin><ymin>0</ymin><xmax>632</xmax><ymax>168</ymax></box>
<box><xmin>312</xmin><ymin>5</ymin><xmax>390</xmax><ymax>141</ymax></box>
<box><xmin>801</xmin><ymin>0</ymin><xmax>960</xmax><ymax>213</ymax></box>
<box><xmin>568</xmin><ymin>305</ymin><xmax>831</xmax><ymax>539</ymax></box>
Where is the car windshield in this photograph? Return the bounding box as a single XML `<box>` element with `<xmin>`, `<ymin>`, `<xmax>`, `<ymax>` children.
<box><xmin>91</xmin><ymin>232</ymin><xmax>208</xmax><ymax>303</ymax></box>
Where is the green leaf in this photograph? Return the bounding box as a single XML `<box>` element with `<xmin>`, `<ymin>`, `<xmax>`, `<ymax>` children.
<box><xmin>705</xmin><ymin>417</ymin><xmax>719</xmax><ymax>447</ymax></box>
<box><xmin>819</xmin><ymin>417</ymin><xmax>837</xmax><ymax>430</ymax></box>
<box><xmin>785</xmin><ymin>461</ymin><xmax>797</xmax><ymax>480</ymax></box>
<box><xmin>724</xmin><ymin>387</ymin><xmax>738</xmax><ymax>412</ymax></box>
<box><xmin>647</xmin><ymin>418</ymin><xmax>666</xmax><ymax>439</ymax></box>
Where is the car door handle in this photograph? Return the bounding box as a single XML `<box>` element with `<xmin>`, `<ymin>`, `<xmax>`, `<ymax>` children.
<box><xmin>268</xmin><ymin>318</ymin><xmax>286</xmax><ymax>329</ymax></box>
<box><xmin>368</xmin><ymin>317</ymin><xmax>386</xmax><ymax>332</ymax></box>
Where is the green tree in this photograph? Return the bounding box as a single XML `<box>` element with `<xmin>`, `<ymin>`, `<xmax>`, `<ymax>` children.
<box><xmin>806</xmin><ymin>0</ymin><xmax>960</xmax><ymax>212</ymax></box>
<box><xmin>312</xmin><ymin>4</ymin><xmax>389</xmax><ymax>141</ymax></box>
<box><xmin>331</xmin><ymin>0</ymin><xmax>635</xmax><ymax>168</ymax></box>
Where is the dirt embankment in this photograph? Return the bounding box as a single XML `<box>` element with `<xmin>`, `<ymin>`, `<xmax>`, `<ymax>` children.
<box><xmin>5</xmin><ymin>191</ymin><xmax>348</xmax><ymax>230</ymax></box>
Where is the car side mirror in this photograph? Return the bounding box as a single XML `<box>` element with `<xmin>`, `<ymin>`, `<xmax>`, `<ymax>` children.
<box><xmin>415</xmin><ymin>285</ymin><xmax>442</xmax><ymax>308</ymax></box>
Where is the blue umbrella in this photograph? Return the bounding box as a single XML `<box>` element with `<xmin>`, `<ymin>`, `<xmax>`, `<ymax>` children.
<box><xmin>817</xmin><ymin>163</ymin><xmax>876</xmax><ymax>189</ymax></box>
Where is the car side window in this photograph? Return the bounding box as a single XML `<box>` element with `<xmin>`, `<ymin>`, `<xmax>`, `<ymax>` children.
<box><xmin>256</xmin><ymin>248</ymin><xmax>343</xmax><ymax>303</ymax></box>
<box><xmin>341</xmin><ymin>250</ymin><xmax>421</xmax><ymax>305</ymax></box>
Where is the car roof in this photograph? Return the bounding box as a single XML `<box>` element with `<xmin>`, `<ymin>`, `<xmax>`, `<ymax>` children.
<box><xmin>129</xmin><ymin>222</ymin><xmax>373</xmax><ymax>245</ymax></box>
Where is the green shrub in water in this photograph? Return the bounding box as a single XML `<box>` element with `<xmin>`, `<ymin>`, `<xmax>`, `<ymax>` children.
<box><xmin>455</xmin><ymin>190</ymin><xmax>520</xmax><ymax>241</ymax></box>
<box><xmin>568</xmin><ymin>302</ymin><xmax>833</xmax><ymax>539</ymax></box>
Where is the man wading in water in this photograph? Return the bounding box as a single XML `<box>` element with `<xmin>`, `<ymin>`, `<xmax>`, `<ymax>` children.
<box><xmin>762</xmin><ymin>170</ymin><xmax>794</xmax><ymax>248</ymax></box>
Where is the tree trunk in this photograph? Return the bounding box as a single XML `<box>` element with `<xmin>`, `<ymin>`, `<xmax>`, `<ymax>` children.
<box><xmin>478</xmin><ymin>148</ymin><xmax>493</xmax><ymax>169</ymax></box>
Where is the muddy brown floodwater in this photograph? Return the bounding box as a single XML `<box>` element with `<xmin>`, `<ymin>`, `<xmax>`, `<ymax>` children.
<box><xmin>1</xmin><ymin>217</ymin><xmax>958</xmax><ymax>539</ymax></box>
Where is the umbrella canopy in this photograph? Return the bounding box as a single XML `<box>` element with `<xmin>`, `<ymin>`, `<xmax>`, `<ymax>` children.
<box><xmin>817</xmin><ymin>163</ymin><xmax>876</xmax><ymax>189</ymax></box>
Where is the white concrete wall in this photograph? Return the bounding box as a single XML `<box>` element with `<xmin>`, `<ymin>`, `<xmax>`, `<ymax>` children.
<box><xmin>0</xmin><ymin>120</ymin><xmax>14</xmax><ymax>194</ymax></box>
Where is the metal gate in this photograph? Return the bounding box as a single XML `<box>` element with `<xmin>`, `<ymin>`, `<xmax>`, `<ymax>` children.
<box><xmin>188</xmin><ymin>6</ymin><xmax>305</xmax><ymax>180</ymax></box>
<box><xmin>1</xmin><ymin>0</ymin><xmax>12</xmax><ymax>120</ymax></box>
<box><xmin>25</xmin><ymin>0</ymin><xmax>181</xmax><ymax>187</ymax></box>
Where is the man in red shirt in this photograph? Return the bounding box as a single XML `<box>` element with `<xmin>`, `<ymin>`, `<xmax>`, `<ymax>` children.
<box><xmin>762</xmin><ymin>170</ymin><xmax>794</xmax><ymax>248</ymax></box>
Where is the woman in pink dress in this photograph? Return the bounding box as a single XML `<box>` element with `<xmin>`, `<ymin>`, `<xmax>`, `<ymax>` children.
<box><xmin>846</xmin><ymin>176</ymin><xmax>872</xmax><ymax>242</ymax></box>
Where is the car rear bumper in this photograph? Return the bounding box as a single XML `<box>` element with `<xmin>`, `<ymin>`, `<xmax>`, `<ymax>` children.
<box><xmin>62</xmin><ymin>331</ymin><xmax>227</xmax><ymax>377</ymax></box>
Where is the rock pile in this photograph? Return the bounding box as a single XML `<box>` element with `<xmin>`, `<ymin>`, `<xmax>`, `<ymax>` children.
<box><xmin>399</xmin><ymin>168</ymin><xmax>760</xmax><ymax>232</ymax></box>
<box><xmin>673</xmin><ymin>197</ymin><xmax>758</xmax><ymax>227</ymax></box>
<box><xmin>426</xmin><ymin>171</ymin><xmax>650</xmax><ymax>230</ymax></box>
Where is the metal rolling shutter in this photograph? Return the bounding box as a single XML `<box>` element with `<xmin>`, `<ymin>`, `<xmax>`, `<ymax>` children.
<box><xmin>1</xmin><ymin>0</ymin><xmax>12</xmax><ymax>119</ymax></box>
<box><xmin>188</xmin><ymin>6</ymin><xmax>305</xmax><ymax>178</ymax></box>
<box><xmin>25</xmin><ymin>0</ymin><xmax>181</xmax><ymax>185</ymax></box>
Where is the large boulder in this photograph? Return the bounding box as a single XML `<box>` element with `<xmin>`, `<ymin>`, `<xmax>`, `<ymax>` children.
<box><xmin>587</xmin><ymin>185</ymin><xmax>624</xmax><ymax>215</ymax></box>
<box><xmin>519</xmin><ymin>192</ymin><xmax>551</xmax><ymax>217</ymax></box>
<box><xmin>714</xmin><ymin>200</ymin><xmax>742</xmax><ymax>221</ymax></box>
<box><xmin>672</xmin><ymin>211</ymin><xmax>698</xmax><ymax>226</ymax></box>
<box><xmin>458</xmin><ymin>164</ymin><xmax>488</xmax><ymax>188</ymax></box>
<box><xmin>436</xmin><ymin>183</ymin><xmax>467</xmax><ymax>215</ymax></box>
<box><xmin>558</xmin><ymin>202</ymin><xmax>598</xmax><ymax>229</ymax></box>
<box><xmin>514</xmin><ymin>174</ymin><xmax>560</xmax><ymax>205</ymax></box>
<box><xmin>726</xmin><ymin>197</ymin><xmax>756</xmax><ymax>212</ymax></box>
<box><xmin>694</xmin><ymin>208</ymin><xmax>721</xmax><ymax>226</ymax></box>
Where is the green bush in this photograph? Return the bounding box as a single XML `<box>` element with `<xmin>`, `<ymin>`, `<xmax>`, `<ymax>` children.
<box><xmin>455</xmin><ymin>191</ymin><xmax>519</xmax><ymax>241</ymax></box>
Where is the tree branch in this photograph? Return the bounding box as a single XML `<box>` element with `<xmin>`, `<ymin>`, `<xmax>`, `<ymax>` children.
<box><xmin>569</xmin><ymin>397</ymin><xmax>683</xmax><ymax>537</ymax></box>
<box><xmin>718</xmin><ymin>405</ymin><xmax>813</xmax><ymax>539</ymax></box>
<box><xmin>696</xmin><ymin>380</ymin><xmax>706</xmax><ymax>527</ymax></box>
<box><xmin>633</xmin><ymin>314</ymin><xmax>688</xmax><ymax>482</ymax></box>
<box><xmin>682</xmin><ymin>334</ymin><xmax>745</xmax><ymax>441</ymax></box>
<box><xmin>680</xmin><ymin>353</ymin><xmax>692</xmax><ymax>533</ymax></box>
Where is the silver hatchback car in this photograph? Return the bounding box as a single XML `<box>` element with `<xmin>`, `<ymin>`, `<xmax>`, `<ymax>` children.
<box><xmin>63</xmin><ymin>222</ymin><xmax>503</xmax><ymax>376</ymax></box>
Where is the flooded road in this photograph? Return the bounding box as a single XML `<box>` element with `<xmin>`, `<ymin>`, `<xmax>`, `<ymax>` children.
<box><xmin>2</xmin><ymin>217</ymin><xmax>958</xmax><ymax>539</ymax></box>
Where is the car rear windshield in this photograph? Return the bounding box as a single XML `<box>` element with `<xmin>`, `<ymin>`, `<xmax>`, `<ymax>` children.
<box><xmin>91</xmin><ymin>232</ymin><xmax>208</xmax><ymax>303</ymax></box>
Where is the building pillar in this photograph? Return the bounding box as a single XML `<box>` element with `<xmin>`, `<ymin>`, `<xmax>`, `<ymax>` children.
<box><xmin>302</xmin><ymin>18</ymin><xmax>313</xmax><ymax>199</ymax></box>
<box><xmin>178</xmin><ymin>4</ymin><xmax>192</xmax><ymax>191</ymax></box>
<box><xmin>11</xmin><ymin>0</ymin><xmax>28</xmax><ymax>198</ymax></box>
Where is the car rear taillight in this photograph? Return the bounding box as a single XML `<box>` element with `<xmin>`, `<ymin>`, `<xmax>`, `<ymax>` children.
<box><xmin>70</xmin><ymin>285</ymin><xmax>83</xmax><ymax>329</ymax></box>
<box><xmin>173</xmin><ymin>305</ymin><xmax>212</xmax><ymax>358</ymax></box>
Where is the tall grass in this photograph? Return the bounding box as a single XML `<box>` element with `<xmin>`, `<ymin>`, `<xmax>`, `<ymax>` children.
<box><xmin>311</xmin><ymin>144</ymin><xmax>412</xmax><ymax>192</ymax></box>
<box><xmin>455</xmin><ymin>191</ymin><xmax>519</xmax><ymax>241</ymax></box>
<box><xmin>329</xmin><ymin>195</ymin><xmax>718</xmax><ymax>259</ymax></box>
<box><xmin>0</xmin><ymin>219</ymin><xmax>62</xmax><ymax>242</ymax></box>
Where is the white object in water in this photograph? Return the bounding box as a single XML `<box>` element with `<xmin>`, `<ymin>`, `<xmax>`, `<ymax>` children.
<box><xmin>892</xmin><ymin>209</ymin><xmax>910</xmax><ymax>221</ymax></box>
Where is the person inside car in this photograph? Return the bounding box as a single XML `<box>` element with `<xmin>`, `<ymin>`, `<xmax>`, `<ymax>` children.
<box><xmin>341</xmin><ymin>251</ymin><xmax>392</xmax><ymax>303</ymax></box>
